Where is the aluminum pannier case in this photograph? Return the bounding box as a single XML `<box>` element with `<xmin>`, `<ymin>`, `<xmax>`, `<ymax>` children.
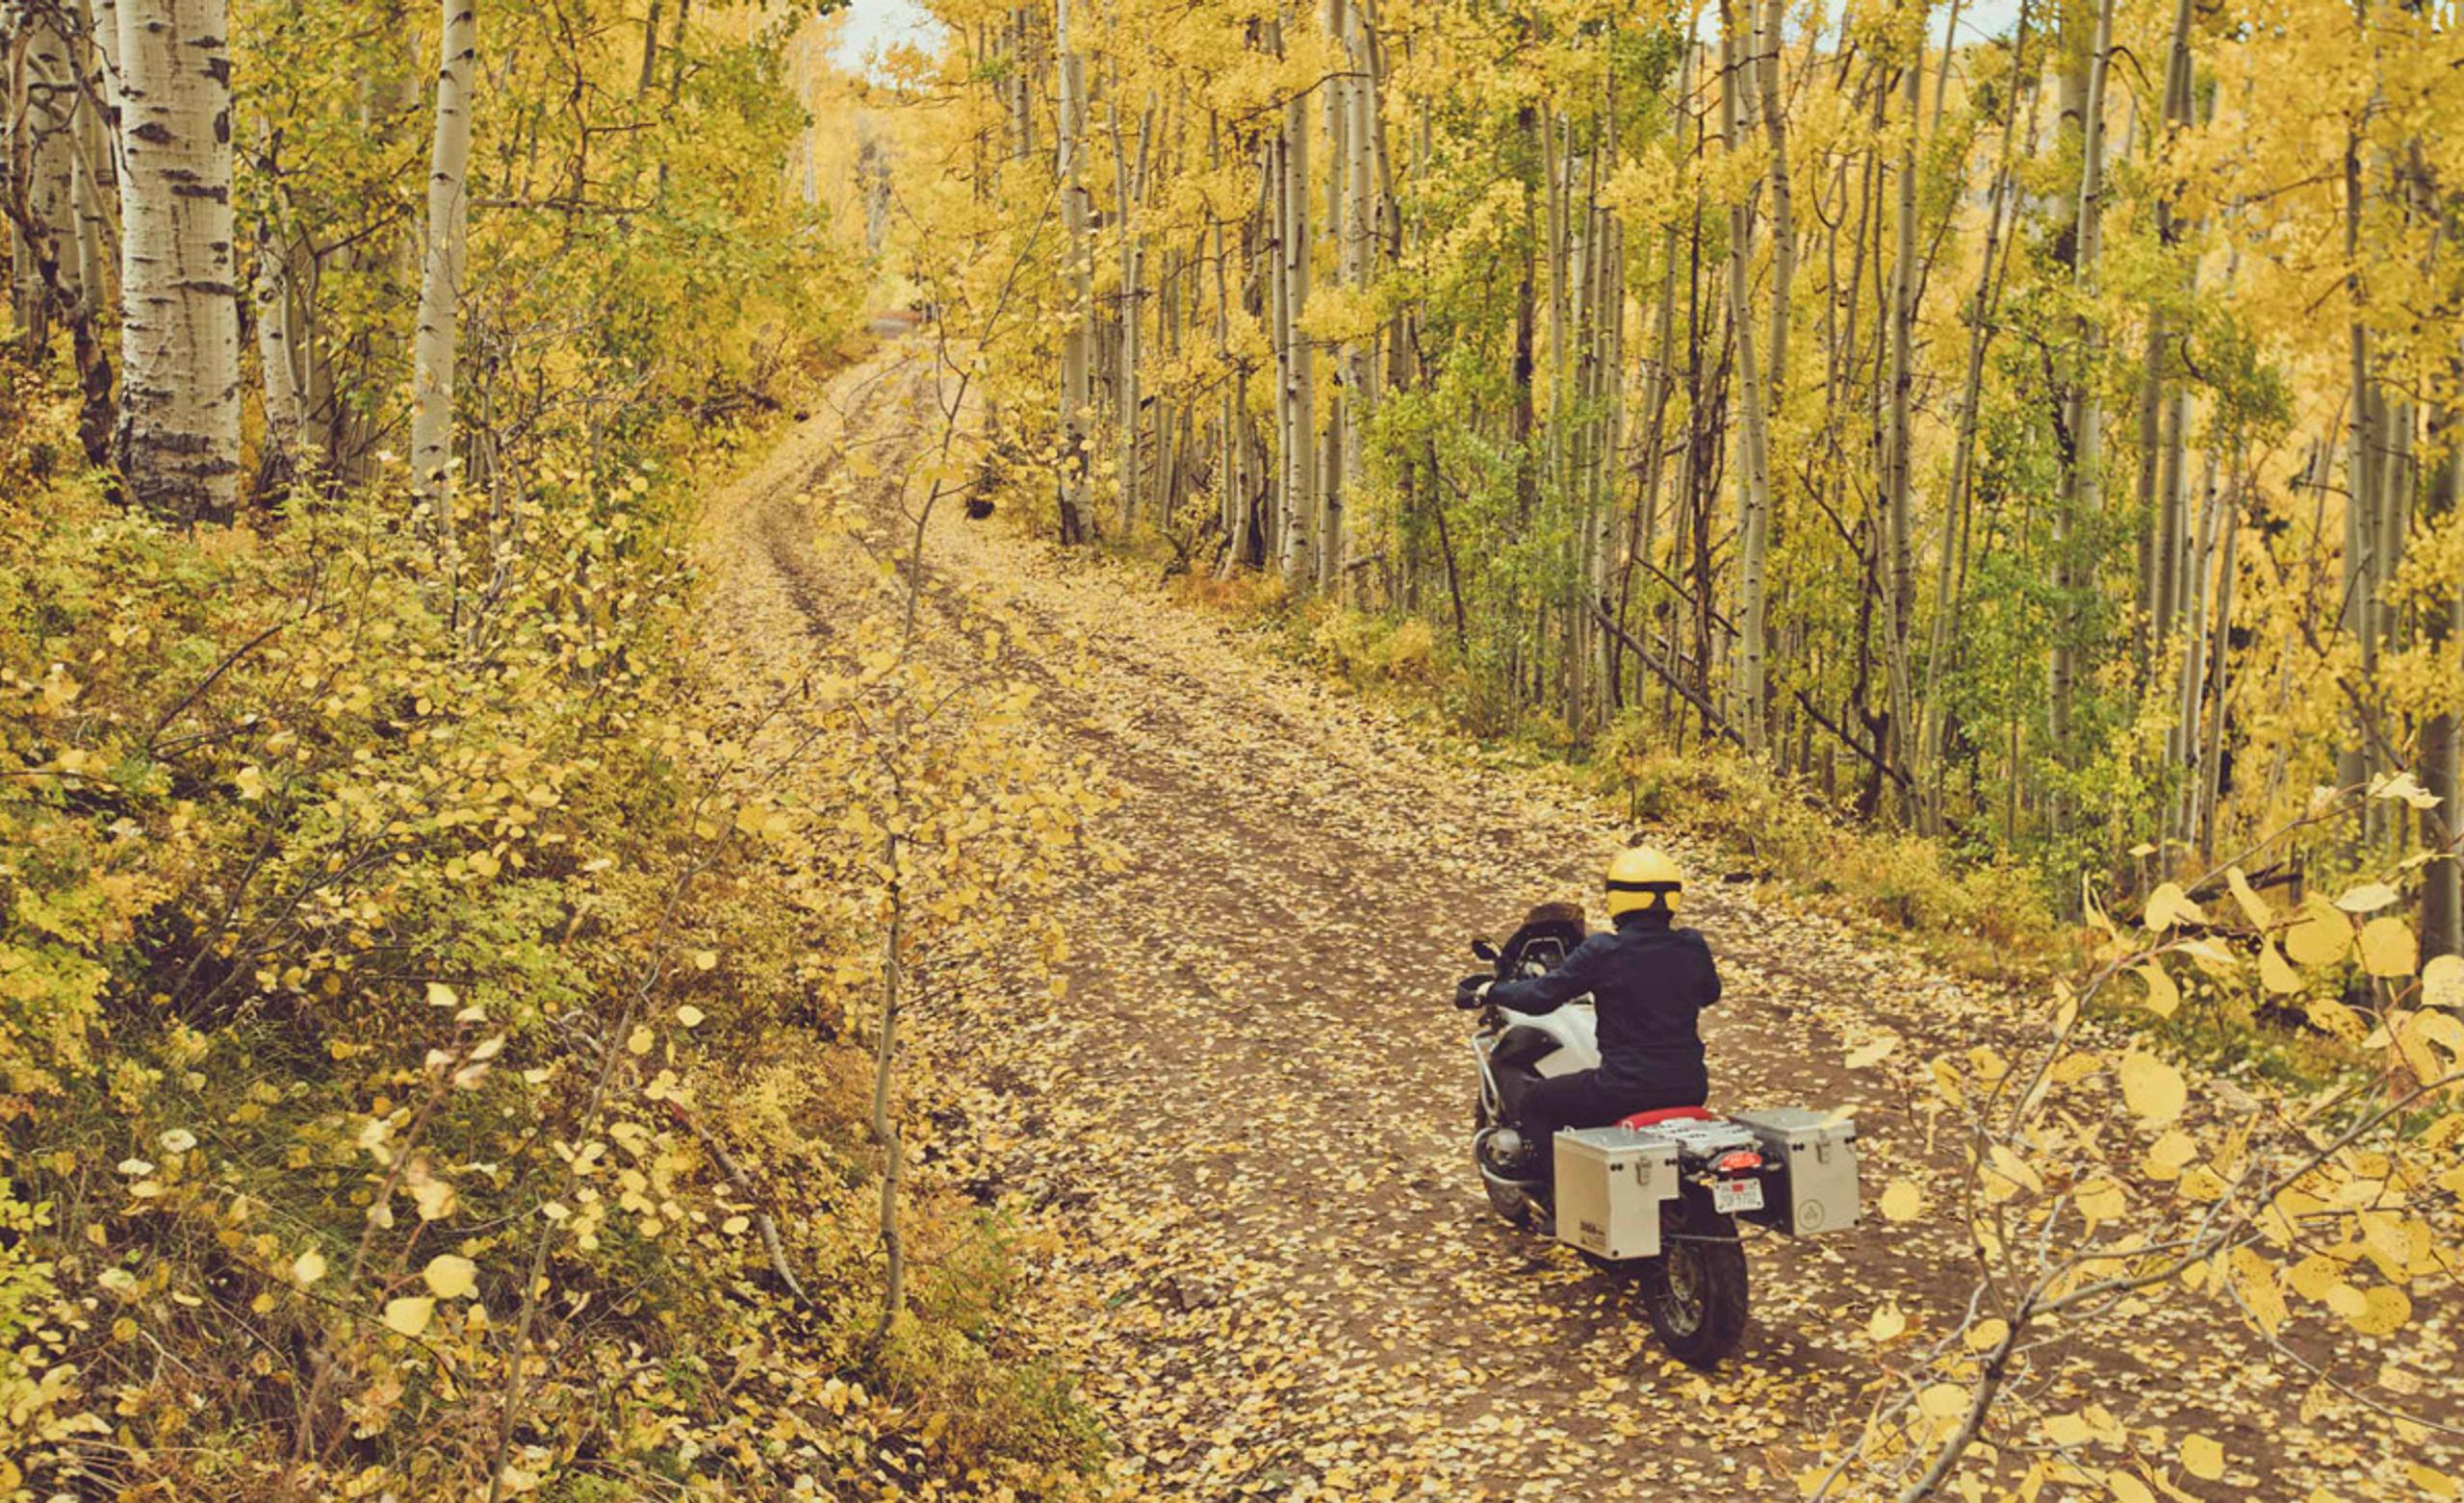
<box><xmin>1553</xmin><ymin>1126</ymin><xmax>1681</xmax><ymax>1260</ymax></box>
<box><xmin>1729</xmin><ymin>1108</ymin><xmax>1861</xmax><ymax>1236</ymax></box>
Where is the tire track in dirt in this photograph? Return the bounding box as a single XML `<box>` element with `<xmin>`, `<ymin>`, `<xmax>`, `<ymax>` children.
<box><xmin>702</xmin><ymin>339</ymin><xmax>2462</xmax><ymax>1502</ymax></box>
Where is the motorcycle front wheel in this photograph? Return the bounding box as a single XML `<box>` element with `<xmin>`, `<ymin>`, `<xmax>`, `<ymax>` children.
<box><xmin>1642</xmin><ymin>1187</ymin><xmax>1749</xmax><ymax>1368</ymax></box>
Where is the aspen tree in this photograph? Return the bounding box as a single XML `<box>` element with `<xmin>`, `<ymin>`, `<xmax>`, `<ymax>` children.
<box><xmin>252</xmin><ymin>130</ymin><xmax>310</xmax><ymax>487</ymax></box>
<box><xmin>1336</xmin><ymin>0</ymin><xmax>1375</xmax><ymax>595</ymax></box>
<box><xmin>1623</xmin><ymin>170</ymin><xmax>1683</xmax><ymax>700</ymax></box>
<box><xmin>115</xmin><ymin>0</ymin><xmax>241</xmax><ymax>522</ymax></box>
<box><xmin>2193</xmin><ymin>473</ymin><xmax>2240</xmax><ymax>859</ymax></box>
<box><xmin>1056</xmin><ymin>0</ymin><xmax>1091</xmax><ymax>542</ymax></box>
<box><xmin>1318</xmin><ymin>0</ymin><xmax>1345</xmax><ymax>591</ymax></box>
<box><xmin>1922</xmin><ymin>0</ymin><xmax>2034</xmax><ymax>807</ymax></box>
<box><xmin>68</xmin><ymin>0</ymin><xmax>114</xmax><ymax>320</ymax></box>
<box><xmin>2423</xmin><ymin>400</ymin><xmax>2461</xmax><ymax>958</ymax></box>
<box><xmin>2175</xmin><ymin>443</ymin><xmax>2229</xmax><ymax>844</ymax></box>
<box><xmin>2051</xmin><ymin>0</ymin><xmax>2118</xmax><ymax>752</ymax></box>
<box><xmin>1757</xmin><ymin>0</ymin><xmax>1793</xmax><ymax>399</ymax></box>
<box><xmin>2336</xmin><ymin>120</ymin><xmax>2375</xmax><ymax>825</ymax></box>
<box><xmin>909</xmin><ymin>0</ymin><xmax>2464</xmax><ymax>907</ymax></box>
<box><xmin>1275</xmin><ymin>18</ymin><xmax>1315</xmax><ymax>587</ymax></box>
<box><xmin>1722</xmin><ymin>0</ymin><xmax>1773</xmax><ymax>752</ymax></box>
<box><xmin>1881</xmin><ymin>21</ymin><xmax>1921</xmax><ymax>808</ymax></box>
<box><xmin>2146</xmin><ymin>0</ymin><xmax>2196</xmax><ymax>682</ymax></box>
<box><xmin>1210</xmin><ymin>115</ymin><xmax>1252</xmax><ymax>568</ymax></box>
<box><xmin>17</xmin><ymin>11</ymin><xmax>78</xmax><ymax>345</ymax></box>
<box><xmin>0</xmin><ymin>0</ymin><xmax>117</xmax><ymax>465</ymax></box>
<box><xmin>409</xmin><ymin>0</ymin><xmax>476</xmax><ymax>528</ymax></box>
<box><xmin>1113</xmin><ymin>92</ymin><xmax>1150</xmax><ymax>532</ymax></box>
<box><xmin>1583</xmin><ymin>52</ymin><xmax>1622</xmax><ymax>723</ymax></box>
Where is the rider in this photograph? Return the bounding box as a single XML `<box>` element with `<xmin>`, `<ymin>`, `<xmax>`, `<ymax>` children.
<box><xmin>1458</xmin><ymin>846</ymin><xmax>1721</xmax><ymax>1173</ymax></box>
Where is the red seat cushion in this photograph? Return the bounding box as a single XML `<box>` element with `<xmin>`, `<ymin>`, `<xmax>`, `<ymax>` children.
<box><xmin>1618</xmin><ymin>1107</ymin><xmax>1720</xmax><ymax>1129</ymax></box>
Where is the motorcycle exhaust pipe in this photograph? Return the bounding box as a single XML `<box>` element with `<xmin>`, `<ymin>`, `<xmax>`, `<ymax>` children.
<box><xmin>1479</xmin><ymin>1161</ymin><xmax>1547</xmax><ymax>1193</ymax></box>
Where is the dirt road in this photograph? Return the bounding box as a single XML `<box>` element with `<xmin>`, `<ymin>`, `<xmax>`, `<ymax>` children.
<box><xmin>701</xmin><ymin>338</ymin><xmax>2457</xmax><ymax>1501</ymax></box>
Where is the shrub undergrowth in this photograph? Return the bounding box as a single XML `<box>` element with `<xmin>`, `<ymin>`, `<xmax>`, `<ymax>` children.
<box><xmin>1154</xmin><ymin>564</ymin><xmax>2446</xmax><ymax>1096</ymax></box>
<box><xmin>1152</xmin><ymin>560</ymin><xmax>2072</xmax><ymax>981</ymax></box>
<box><xmin>0</xmin><ymin>362</ymin><xmax>1096</xmax><ymax>1497</ymax></box>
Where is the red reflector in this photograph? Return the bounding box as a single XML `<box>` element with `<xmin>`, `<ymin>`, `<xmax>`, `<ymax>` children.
<box><xmin>1713</xmin><ymin>1150</ymin><xmax>1763</xmax><ymax>1174</ymax></box>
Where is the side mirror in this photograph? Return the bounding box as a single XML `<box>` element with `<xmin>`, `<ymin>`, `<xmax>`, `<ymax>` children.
<box><xmin>1471</xmin><ymin>938</ymin><xmax>1500</xmax><ymax>961</ymax></box>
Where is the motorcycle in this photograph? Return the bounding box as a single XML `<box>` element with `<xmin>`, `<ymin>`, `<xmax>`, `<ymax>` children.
<box><xmin>1463</xmin><ymin>904</ymin><xmax>1862</xmax><ymax>1367</ymax></box>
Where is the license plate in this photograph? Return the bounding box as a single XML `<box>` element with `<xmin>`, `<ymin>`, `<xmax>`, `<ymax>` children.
<box><xmin>1712</xmin><ymin>1178</ymin><xmax>1764</xmax><ymax>1214</ymax></box>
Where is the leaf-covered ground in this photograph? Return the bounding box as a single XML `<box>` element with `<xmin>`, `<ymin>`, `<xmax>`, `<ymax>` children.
<box><xmin>701</xmin><ymin>338</ymin><xmax>2462</xmax><ymax>1500</ymax></box>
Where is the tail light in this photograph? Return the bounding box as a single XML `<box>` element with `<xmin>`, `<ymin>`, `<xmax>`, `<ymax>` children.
<box><xmin>1712</xmin><ymin>1149</ymin><xmax>1764</xmax><ymax>1175</ymax></box>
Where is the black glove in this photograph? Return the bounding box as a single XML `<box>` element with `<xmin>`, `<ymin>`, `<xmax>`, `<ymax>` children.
<box><xmin>1454</xmin><ymin>975</ymin><xmax>1495</xmax><ymax>1010</ymax></box>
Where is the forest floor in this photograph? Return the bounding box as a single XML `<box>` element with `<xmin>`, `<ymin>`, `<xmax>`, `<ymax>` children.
<box><xmin>699</xmin><ymin>333</ymin><xmax>2460</xmax><ymax>1500</ymax></box>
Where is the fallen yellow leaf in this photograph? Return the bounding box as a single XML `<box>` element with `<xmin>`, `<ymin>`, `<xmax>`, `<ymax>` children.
<box><xmin>423</xmin><ymin>1254</ymin><xmax>477</xmax><ymax>1300</ymax></box>
<box><xmin>383</xmin><ymin>1296</ymin><xmax>435</xmax><ymax>1338</ymax></box>
<box><xmin>2180</xmin><ymin>1433</ymin><xmax>2225</xmax><ymax>1481</ymax></box>
<box><xmin>2118</xmin><ymin>1051</ymin><xmax>2187</xmax><ymax>1125</ymax></box>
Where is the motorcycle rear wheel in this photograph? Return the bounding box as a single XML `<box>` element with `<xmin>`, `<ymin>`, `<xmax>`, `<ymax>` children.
<box><xmin>1642</xmin><ymin>1188</ymin><xmax>1749</xmax><ymax>1368</ymax></box>
<box><xmin>1472</xmin><ymin>1097</ymin><xmax>1533</xmax><ymax>1226</ymax></box>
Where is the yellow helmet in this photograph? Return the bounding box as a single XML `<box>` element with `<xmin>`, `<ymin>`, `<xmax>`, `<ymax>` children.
<box><xmin>1604</xmin><ymin>845</ymin><xmax>1684</xmax><ymax>919</ymax></box>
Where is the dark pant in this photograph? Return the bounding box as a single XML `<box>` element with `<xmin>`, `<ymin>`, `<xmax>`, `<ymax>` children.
<box><xmin>1518</xmin><ymin>1069</ymin><xmax>1704</xmax><ymax>1183</ymax></box>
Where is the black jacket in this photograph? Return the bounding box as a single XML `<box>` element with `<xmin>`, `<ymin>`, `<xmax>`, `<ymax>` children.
<box><xmin>1487</xmin><ymin>911</ymin><xmax>1721</xmax><ymax>1100</ymax></box>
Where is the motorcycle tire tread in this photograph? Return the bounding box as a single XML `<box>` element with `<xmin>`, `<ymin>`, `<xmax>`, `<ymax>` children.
<box><xmin>1641</xmin><ymin>1191</ymin><xmax>1750</xmax><ymax>1369</ymax></box>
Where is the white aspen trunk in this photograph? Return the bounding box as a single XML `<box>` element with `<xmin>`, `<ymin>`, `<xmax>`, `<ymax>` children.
<box><xmin>1921</xmin><ymin>0</ymin><xmax>2032</xmax><ymax>798</ymax></box>
<box><xmin>2420</xmin><ymin>401</ymin><xmax>2460</xmax><ymax>958</ymax></box>
<box><xmin>78</xmin><ymin>0</ymin><xmax>120</xmax><ymax>346</ymax></box>
<box><xmin>88</xmin><ymin>0</ymin><xmax>124</xmax><ymax>116</ymax></box>
<box><xmin>1315</xmin><ymin>0</ymin><xmax>1349</xmax><ymax>593</ymax></box>
<box><xmin>1757</xmin><ymin>0</ymin><xmax>1793</xmax><ymax>398</ymax></box>
<box><xmin>2376</xmin><ymin>400</ymin><xmax>2412</xmax><ymax>653</ymax></box>
<box><xmin>2146</xmin><ymin>0</ymin><xmax>2197</xmax><ymax>681</ymax></box>
<box><xmin>69</xmin><ymin>63</ymin><xmax>113</xmax><ymax>318</ymax></box>
<box><xmin>2336</xmin><ymin>131</ymin><xmax>2374</xmax><ymax>811</ymax></box>
<box><xmin>1339</xmin><ymin>0</ymin><xmax>1375</xmax><ymax>596</ymax></box>
<box><xmin>1559</xmin><ymin>125</ymin><xmax>1590</xmax><ymax>723</ymax></box>
<box><xmin>69</xmin><ymin>131</ymin><xmax>108</xmax><ymax>316</ymax></box>
<box><xmin>1278</xmin><ymin>41</ymin><xmax>1315</xmax><ymax>587</ymax></box>
<box><xmin>1267</xmin><ymin>120</ymin><xmax>1294</xmax><ymax>571</ymax></box>
<box><xmin>254</xmin><ymin>218</ymin><xmax>308</xmax><ymax>477</ymax></box>
<box><xmin>1013</xmin><ymin>10</ymin><xmax>1035</xmax><ymax>159</ymax></box>
<box><xmin>1594</xmin><ymin>210</ymin><xmax>1625</xmax><ymax>717</ymax></box>
<box><xmin>1881</xmin><ymin>30</ymin><xmax>1923</xmax><ymax>820</ymax></box>
<box><xmin>1630</xmin><ymin>218</ymin><xmax>1679</xmax><ymax>622</ymax></box>
<box><xmin>409</xmin><ymin>0</ymin><xmax>475</xmax><ymax>525</ymax></box>
<box><xmin>8</xmin><ymin>27</ymin><xmax>48</xmax><ymax>342</ymax></box>
<box><xmin>81</xmin><ymin>0</ymin><xmax>121</xmax><ymax>213</ymax></box>
<box><xmin>1586</xmin><ymin>50</ymin><xmax>1621</xmax><ymax>720</ymax></box>
<box><xmin>2052</xmin><ymin>0</ymin><xmax>2117</xmax><ymax>752</ymax></box>
<box><xmin>2173</xmin><ymin>444</ymin><xmax>2221</xmax><ymax>829</ymax></box>
<box><xmin>1112</xmin><ymin>95</ymin><xmax>1148</xmax><ymax>533</ymax></box>
<box><xmin>2195</xmin><ymin>478</ymin><xmax>2239</xmax><ymax>861</ymax></box>
<box><xmin>1055</xmin><ymin>0</ymin><xmax>1090</xmax><ymax>542</ymax></box>
<box><xmin>2132</xmin><ymin>313</ymin><xmax>2166</xmax><ymax>675</ymax></box>
<box><xmin>1720</xmin><ymin>0</ymin><xmax>1772</xmax><ymax>752</ymax></box>
<box><xmin>1624</xmin><ymin>43</ymin><xmax>1693</xmax><ymax>675</ymax></box>
<box><xmin>2153</xmin><ymin>390</ymin><xmax>2191</xmax><ymax>642</ymax></box>
<box><xmin>250</xmin><ymin>122</ymin><xmax>307</xmax><ymax>482</ymax></box>
<box><xmin>2374</xmin><ymin>397</ymin><xmax>2412</xmax><ymax>854</ymax></box>
<box><xmin>24</xmin><ymin>13</ymin><xmax>80</xmax><ymax>326</ymax></box>
<box><xmin>115</xmin><ymin>0</ymin><xmax>241</xmax><ymax>523</ymax></box>
<box><xmin>1209</xmin><ymin>115</ymin><xmax>1247</xmax><ymax>567</ymax></box>
<box><xmin>1543</xmin><ymin>107</ymin><xmax>1569</xmax><ymax>512</ymax></box>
